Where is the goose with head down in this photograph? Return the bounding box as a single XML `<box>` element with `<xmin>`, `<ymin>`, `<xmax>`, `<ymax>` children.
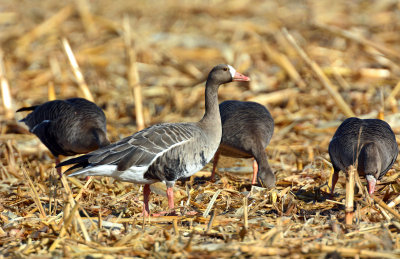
<box><xmin>211</xmin><ymin>100</ymin><xmax>275</xmax><ymax>188</ymax></box>
<box><xmin>58</xmin><ymin>64</ymin><xmax>250</xmax><ymax>216</ymax></box>
<box><xmin>328</xmin><ymin>117</ymin><xmax>398</xmax><ymax>195</ymax></box>
<box><xmin>17</xmin><ymin>97</ymin><xmax>110</xmax><ymax>174</ymax></box>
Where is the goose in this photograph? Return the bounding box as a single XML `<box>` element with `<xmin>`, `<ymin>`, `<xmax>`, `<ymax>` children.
<box><xmin>17</xmin><ymin>97</ymin><xmax>110</xmax><ymax>174</ymax></box>
<box><xmin>328</xmin><ymin>117</ymin><xmax>398</xmax><ymax>194</ymax></box>
<box><xmin>58</xmin><ymin>64</ymin><xmax>250</xmax><ymax>216</ymax></box>
<box><xmin>211</xmin><ymin>100</ymin><xmax>275</xmax><ymax>188</ymax></box>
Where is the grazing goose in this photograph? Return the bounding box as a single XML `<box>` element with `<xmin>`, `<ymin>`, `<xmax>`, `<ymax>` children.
<box><xmin>328</xmin><ymin>117</ymin><xmax>398</xmax><ymax>194</ymax></box>
<box><xmin>17</xmin><ymin>98</ymin><xmax>110</xmax><ymax>173</ymax></box>
<box><xmin>211</xmin><ymin>100</ymin><xmax>275</xmax><ymax>188</ymax></box>
<box><xmin>58</xmin><ymin>64</ymin><xmax>250</xmax><ymax>216</ymax></box>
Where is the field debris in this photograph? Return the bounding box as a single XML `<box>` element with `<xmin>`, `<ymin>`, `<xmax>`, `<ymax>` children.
<box><xmin>1</xmin><ymin>0</ymin><xmax>400</xmax><ymax>258</ymax></box>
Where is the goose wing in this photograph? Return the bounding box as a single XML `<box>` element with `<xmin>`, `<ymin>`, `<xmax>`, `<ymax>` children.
<box><xmin>59</xmin><ymin>123</ymin><xmax>194</xmax><ymax>174</ymax></box>
<box><xmin>375</xmin><ymin>122</ymin><xmax>399</xmax><ymax>179</ymax></box>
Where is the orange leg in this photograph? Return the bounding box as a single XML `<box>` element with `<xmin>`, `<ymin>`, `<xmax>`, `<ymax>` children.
<box><xmin>167</xmin><ymin>187</ymin><xmax>175</xmax><ymax>209</ymax></box>
<box><xmin>210</xmin><ymin>151</ymin><xmax>220</xmax><ymax>182</ymax></box>
<box><xmin>151</xmin><ymin>186</ymin><xmax>176</xmax><ymax>217</ymax></box>
<box><xmin>142</xmin><ymin>184</ymin><xmax>151</xmax><ymax>217</ymax></box>
<box><xmin>328</xmin><ymin>170</ymin><xmax>339</xmax><ymax>194</ymax></box>
<box><xmin>55</xmin><ymin>157</ymin><xmax>62</xmax><ymax>177</ymax></box>
<box><xmin>251</xmin><ymin>159</ymin><xmax>258</xmax><ymax>185</ymax></box>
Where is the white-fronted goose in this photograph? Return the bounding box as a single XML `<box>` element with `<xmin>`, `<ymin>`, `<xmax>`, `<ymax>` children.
<box><xmin>211</xmin><ymin>100</ymin><xmax>275</xmax><ymax>188</ymax></box>
<box><xmin>58</xmin><ymin>64</ymin><xmax>250</xmax><ymax>216</ymax></box>
<box><xmin>328</xmin><ymin>117</ymin><xmax>398</xmax><ymax>194</ymax></box>
<box><xmin>17</xmin><ymin>98</ymin><xmax>110</xmax><ymax>173</ymax></box>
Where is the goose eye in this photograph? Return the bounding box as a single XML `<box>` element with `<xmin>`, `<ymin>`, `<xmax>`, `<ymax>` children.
<box><xmin>223</xmin><ymin>67</ymin><xmax>228</xmax><ymax>71</ymax></box>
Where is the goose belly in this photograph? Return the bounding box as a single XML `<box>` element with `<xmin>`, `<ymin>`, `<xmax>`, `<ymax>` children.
<box><xmin>145</xmin><ymin>144</ymin><xmax>216</xmax><ymax>182</ymax></box>
<box><xmin>176</xmin><ymin>145</ymin><xmax>217</xmax><ymax>179</ymax></box>
<box><xmin>180</xmin><ymin>158</ymin><xmax>210</xmax><ymax>179</ymax></box>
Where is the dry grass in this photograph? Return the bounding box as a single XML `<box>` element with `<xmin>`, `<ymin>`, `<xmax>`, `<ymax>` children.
<box><xmin>1</xmin><ymin>0</ymin><xmax>400</xmax><ymax>258</ymax></box>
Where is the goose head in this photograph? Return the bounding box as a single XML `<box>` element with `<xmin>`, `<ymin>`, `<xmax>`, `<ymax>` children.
<box><xmin>207</xmin><ymin>64</ymin><xmax>250</xmax><ymax>86</ymax></box>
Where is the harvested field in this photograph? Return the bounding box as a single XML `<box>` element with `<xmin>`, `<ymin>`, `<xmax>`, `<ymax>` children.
<box><xmin>1</xmin><ymin>0</ymin><xmax>400</xmax><ymax>258</ymax></box>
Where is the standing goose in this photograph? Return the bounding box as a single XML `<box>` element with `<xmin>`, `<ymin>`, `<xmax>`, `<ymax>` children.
<box><xmin>211</xmin><ymin>100</ymin><xmax>275</xmax><ymax>188</ymax></box>
<box><xmin>17</xmin><ymin>98</ymin><xmax>110</xmax><ymax>173</ymax></box>
<box><xmin>58</xmin><ymin>64</ymin><xmax>250</xmax><ymax>216</ymax></box>
<box><xmin>328</xmin><ymin>117</ymin><xmax>398</xmax><ymax>194</ymax></box>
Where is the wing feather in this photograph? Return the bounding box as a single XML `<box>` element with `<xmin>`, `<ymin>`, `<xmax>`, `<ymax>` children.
<box><xmin>95</xmin><ymin>148</ymin><xmax>135</xmax><ymax>166</ymax></box>
<box><xmin>60</xmin><ymin>123</ymin><xmax>195</xmax><ymax>176</ymax></box>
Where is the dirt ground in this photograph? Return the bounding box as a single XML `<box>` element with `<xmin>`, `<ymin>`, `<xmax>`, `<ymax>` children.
<box><xmin>1</xmin><ymin>0</ymin><xmax>400</xmax><ymax>258</ymax></box>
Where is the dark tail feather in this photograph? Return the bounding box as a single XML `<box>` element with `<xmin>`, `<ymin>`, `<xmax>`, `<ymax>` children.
<box><xmin>63</xmin><ymin>162</ymin><xmax>90</xmax><ymax>173</ymax></box>
<box><xmin>16</xmin><ymin>106</ymin><xmax>38</xmax><ymax>112</ymax></box>
<box><xmin>57</xmin><ymin>154</ymin><xmax>91</xmax><ymax>168</ymax></box>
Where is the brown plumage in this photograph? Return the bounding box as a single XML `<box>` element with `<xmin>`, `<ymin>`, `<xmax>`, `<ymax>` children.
<box><xmin>17</xmin><ymin>98</ymin><xmax>109</xmax><ymax>173</ymax></box>
<box><xmin>328</xmin><ymin>117</ymin><xmax>398</xmax><ymax>194</ymax></box>
<box><xmin>211</xmin><ymin>100</ymin><xmax>275</xmax><ymax>188</ymax></box>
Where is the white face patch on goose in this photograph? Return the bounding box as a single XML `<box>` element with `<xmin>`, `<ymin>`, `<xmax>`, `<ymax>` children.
<box><xmin>227</xmin><ymin>65</ymin><xmax>236</xmax><ymax>78</ymax></box>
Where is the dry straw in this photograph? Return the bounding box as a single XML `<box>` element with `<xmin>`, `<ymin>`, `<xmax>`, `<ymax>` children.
<box><xmin>345</xmin><ymin>165</ymin><xmax>355</xmax><ymax>225</ymax></box>
<box><xmin>0</xmin><ymin>49</ymin><xmax>12</xmax><ymax>119</ymax></box>
<box><xmin>3</xmin><ymin>0</ymin><xmax>400</xmax><ymax>258</ymax></box>
<box><xmin>282</xmin><ymin>28</ymin><xmax>355</xmax><ymax>117</ymax></box>
<box><xmin>123</xmin><ymin>15</ymin><xmax>145</xmax><ymax>130</ymax></box>
<box><xmin>62</xmin><ymin>38</ymin><xmax>94</xmax><ymax>102</ymax></box>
